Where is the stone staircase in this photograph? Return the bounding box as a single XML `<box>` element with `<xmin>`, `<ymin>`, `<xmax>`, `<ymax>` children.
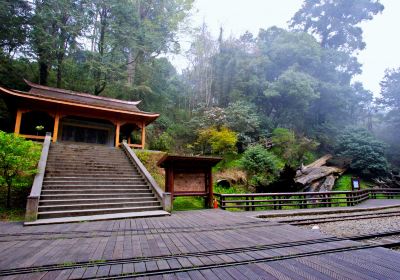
<box><xmin>36</xmin><ymin>142</ymin><xmax>164</xmax><ymax>220</ymax></box>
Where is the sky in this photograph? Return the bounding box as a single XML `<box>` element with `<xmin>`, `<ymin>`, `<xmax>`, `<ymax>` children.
<box><xmin>170</xmin><ymin>0</ymin><xmax>400</xmax><ymax>96</ymax></box>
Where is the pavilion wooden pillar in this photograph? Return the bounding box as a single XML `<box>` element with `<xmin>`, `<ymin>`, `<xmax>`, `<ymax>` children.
<box><xmin>141</xmin><ymin>121</ymin><xmax>146</xmax><ymax>149</ymax></box>
<box><xmin>52</xmin><ymin>112</ymin><xmax>60</xmax><ymax>142</ymax></box>
<box><xmin>14</xmin><ymin>109</ymin><xmax>22</xmax><ymax>134</ymax></box>
<box><xmin>115</xmin><ymin>122</ymin><xmax>120</xmax><ymax>147</ymax></box>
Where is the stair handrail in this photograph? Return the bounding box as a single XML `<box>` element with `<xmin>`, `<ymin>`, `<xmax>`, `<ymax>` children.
<box><xmin>121</xmin><ymin>141</ymin><xmax>171</xmax><ymax>212</ymax></box>
<box><xmin>25</xmin><ymin>132</ymin><xmax>52</xmax><ymax>222</ymax></box>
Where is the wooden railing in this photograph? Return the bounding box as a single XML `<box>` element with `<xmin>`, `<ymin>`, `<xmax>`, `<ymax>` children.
<box><xmin>214</xmin><ymin>188</ymin><xmax>400</xmax><ymax>211</ymax></box>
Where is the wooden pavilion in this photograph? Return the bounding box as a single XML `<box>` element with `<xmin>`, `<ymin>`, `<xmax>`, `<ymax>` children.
<box><xmin>0</xmin><ymin>80</ymin><xmax>159</xmax><ymax>148</ymax></box>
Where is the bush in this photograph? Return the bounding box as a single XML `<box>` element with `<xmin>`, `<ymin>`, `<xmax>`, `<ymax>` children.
<box><xmin>336</xmin><ymin>127</ymin><xmax>388</xmax><ymax>178</ymax></box>
<box><xmin>0</xmin><ymin>131</ymin><xmax>40</xmax><ymax>208</ymax></box>
<box><xmin>271</xmin><ymin>127</ymin><xmax>318</xmax><ymax>167</ymax></box>
<box><xmin>150</xmin><ymin>132</ymin><xmax>173</xmax><ymax>151</ymax></box>
<box><xmin>240</xmin><ymin>145</ymin><xmax>283</xmax><ymax>187</ymax></box>
<box><xmin>195</xmin><ymin>126</ymin><xmax>237</xmax><ymax>155</ymax></box>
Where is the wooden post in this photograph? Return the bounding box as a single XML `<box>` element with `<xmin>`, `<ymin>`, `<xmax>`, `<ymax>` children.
<box><xmin>206</xmin><ymin>167</ymin><xmax>213</xmax><ymax>208</ymax></box>
<box><xmin>115</xmin><ymin>122</ymin><xmax>120</xmax><ymax>147</ymax></box>
<box><xmin>14</xmin><ymin>109</ymin><xmax>22</xmax><ymax>134</ymax></box>
<box><xmin>141</xmin><ymin>122</ymin><xmax>146</xmax><ymax>149</ymax></box>
<box><xmin>166</xmin><ymin>167</ymin><xmax>174</xmax><ymax>201</ymax></box>
<box><xmin>52</xmin><ymin>113</ymin><xmax>60</xmax><ymax>142</ymax></box>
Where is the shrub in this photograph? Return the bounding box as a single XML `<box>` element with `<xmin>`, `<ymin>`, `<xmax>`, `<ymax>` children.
<box><xmin>195</xmin><ymin>126</ymin><xmax>237</xmax><ymax>155</ymax></box>
<box><xmin>240</xmin><ymin>145</ymin><xmax>283</xmax><ymax>187</ymax></box>
<box><xmin>336</xmin><ymin>127</ymin><xmax>388</xmax><ymax>178</ymax></box>
<box><xmin>150</xmin><ymin>132</ymin><xmax>173</xmax><ymax>151</ymax></box>
<box><xmin>271</xmin><ymin>127</ymin><xmax>318</xmax><ymax>167</ymax></box>
<box><xmin>0</xmin><ymin>131</ymin><xmax>40</xmax><ymax>208</ymax></box>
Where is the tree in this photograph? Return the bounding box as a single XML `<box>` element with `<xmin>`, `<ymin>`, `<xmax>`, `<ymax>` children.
<box><xmin>377</xmin><ymin>67</ymin><xmax>400</xmax><ymax>166</ymax></box>
<box><xmin>0</xmin><ymin>0</ymin><xmax>31</xmax><ymax>55</ymax></box>
<box><xmin>185</xmin><ymin>22</ymin><xmax>217</xmax><ymax>109</ymax></box>
<box><xmin>30</xmin><ymin>0</ymin><xmax>89</xmax><ymax>86</ymax></box>
<box><xmin>0</xmin><ymin>131</ymin><xmax>40</xmax><ymax>208</ymax></box>
<box><xmin>290</xmin><ymin>0</ymin><xmax>384</xmax><ymax>53</ymax></box>
<box><xmin>336</xmin><ymin>127</ymin><xmax>388</xmax><ymax>178</ymax></box>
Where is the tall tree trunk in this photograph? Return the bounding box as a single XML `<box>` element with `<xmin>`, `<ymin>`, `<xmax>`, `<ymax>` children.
<box><xmin>39</xmin><ymin>61</ymin><xmax>48</xmax><ymax>85</ymax></box>
<box><xmin>6</xmin><ymin>183</ymin><xmax>11</xmax><ymax>209</ymax></box>
<box><xmin>94</xmin><ymin>6</ymin><xmax>108</xmax><ymax>95</ymax></box>
<box><xmin>56</xmin><ymin>56</ymin><xmax>63</xmax><ymax>88</ymax></box>
<box><xmin>127</xmin><ymin>51</ymin><xmax>136</xmax><ymax>85</ymax></box>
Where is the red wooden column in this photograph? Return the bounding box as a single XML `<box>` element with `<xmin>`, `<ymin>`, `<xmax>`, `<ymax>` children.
<box><xmin>52</xmin><ymin>112</ymin><xmax>60</xmax><ymax>142</ymax></box>
<box><xmin>14</xmin><ymin>109</ymin><xmax>22</xmax><ymax>134</ymax></box>
<box><xmin>141</xmin><ymin>121</ymin><xmax>146</xmax><ymax>149</ymax></box>
<box><xmin>165</xmin><ymin>166</ymin><xmax>175</xmax><ymax>200</ymax></box>
<box><xmin>115</xmin><ymin>122</ymin><xmax>120</xmax><ymax>147</ymax></box>
<box><xmin>206</xmin><ymin>167</ymin><xmax>213</xmax><ymax>208</ymax></box>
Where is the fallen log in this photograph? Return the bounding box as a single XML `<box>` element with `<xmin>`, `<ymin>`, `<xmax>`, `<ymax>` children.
<box><xmin>295</xmin><ymin>166</ymin><xmax>344</xmax><ymax>186</ymax></box>
<box><xmin>319</xmin><ymin>175</ymin><xmax>336</xmax><ymax>192</ymax></box>
<box><xmin>296</xmin><ymin>154</ymin><xmax>333</xmax><ymax>177</ymax></box>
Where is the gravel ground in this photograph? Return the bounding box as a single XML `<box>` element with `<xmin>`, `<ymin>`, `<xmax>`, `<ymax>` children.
<box><xmin>298</xmin><ymin>216</ymin><xmax>400</xmax><ymax>237</ymax></box>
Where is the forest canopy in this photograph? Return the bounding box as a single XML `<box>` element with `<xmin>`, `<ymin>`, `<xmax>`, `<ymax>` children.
<box><xmin>0</xmin><ymin>0</ymin><xmax>398</xmax><ymax>186</ymax></box>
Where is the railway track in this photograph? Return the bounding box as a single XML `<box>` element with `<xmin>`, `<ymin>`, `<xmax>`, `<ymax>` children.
<box><xmin>1</xmin><ymin>230</ymin><xmax>400</xmax><ymax>278</ymax></box>
<box><xmin>276</xmin><ymin>210</ymin><xmax>400</xmax><ymax>225</ymax></box>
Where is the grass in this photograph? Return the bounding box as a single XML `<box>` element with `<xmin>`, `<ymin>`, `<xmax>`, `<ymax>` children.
<box><xmin>334</xmin><ymin>173</ymin><xmax>374</xmax><ymax>191</ymax></box>
<box><xmin>173</xmin><ymin>197</ymin><xmax>205</xmax><ymax>211</ymax></box>
<box><xmin>0</xmin><ymin>207</ymin><xmax>25</xmax><ymax>222</ymax></box>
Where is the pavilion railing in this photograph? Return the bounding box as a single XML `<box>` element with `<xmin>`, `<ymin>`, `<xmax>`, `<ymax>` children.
<box><xmin>214</xmin><ymin>188</ymin><xmax>400</xmax><ymax>211</ymax></box>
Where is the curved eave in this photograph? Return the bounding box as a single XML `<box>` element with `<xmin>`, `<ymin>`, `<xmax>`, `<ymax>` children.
<box><xmin>0</xmin><ymin>86</ymin><xmax>159</xmax><ymax>124</ymax></box>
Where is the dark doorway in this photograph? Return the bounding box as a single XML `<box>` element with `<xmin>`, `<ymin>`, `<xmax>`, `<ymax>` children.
<box><xmin>60</xmin><ymin>116</ymin><xmax>114</xmax><ymax>145</ymax></box>
<box><xmin>61</xmin><ymin>125</ymin><xmax>109</xmax><ymax>145</ymax></box>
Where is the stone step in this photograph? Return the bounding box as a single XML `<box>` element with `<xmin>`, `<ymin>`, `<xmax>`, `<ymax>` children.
<box><xmin>48</xmin><ymin>154</ymin><xmax>125</xmax><ymax>158</ymax></box>
<box><xmin>44</xmin><ymin>176</ymin><xmax>142</xmax><ymax>180</ymax></box>
<box><xmin>39</xmin><ymin>197</ymin><xmax>158</xmax><ymax>205</ymax></box>
<box><xmin>38</xmin><ymin>201</ymin><xmax>161</xmax><ymax>212</ymax></box>
<box><xmin>42</xmin><ymin>184</ymin><xmax>150</xmax><ymax>189</ymax></box>
<box><xmin>47</xmin><ymin>160</ymin><xmax>133</xmax><ymax>168</ymax></box>
<box><xmin>32</xmin><ymin>142</ymin><xmax>164</xmax><ymax>222</ymax></box>
<box><xmin>40</xmin><ymin>193</ymin><xmax>155</xmax><ymax>200</ymax></box>
<box><xmin>46</xmin><ymin>166</ymin><xmax>136</xmax><ymax>170</ymax></box>
<box><xmin>45</xmin><ymin>170</ymin><xmax>136</xmax><ymax>175</ymax></box>
<box><xmin>37</xmin><ymin>205</ymin><xmax>164</xmax><ymax>219</ymax></box>
<box><xmin>41</xmin><ymin>189</ymin><xmax>153</xmax><ymax>194</ymax></box>
<box><xmin>43</xmin><ymin>179</ymin><xmax>145</xmax><ymax>185</ymax></box>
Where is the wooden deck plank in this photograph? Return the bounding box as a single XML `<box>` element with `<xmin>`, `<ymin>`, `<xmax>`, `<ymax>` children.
<box><xmin>0</xmin><ymin>209</ymin><xmax>400</xmax><ymax>279</ymax></box>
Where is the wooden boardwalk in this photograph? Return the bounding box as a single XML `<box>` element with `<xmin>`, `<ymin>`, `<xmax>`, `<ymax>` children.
<box><xmin>0</xmin><ymin>205</ymin><xmax>400</xmax><ymax>279</ymax></box>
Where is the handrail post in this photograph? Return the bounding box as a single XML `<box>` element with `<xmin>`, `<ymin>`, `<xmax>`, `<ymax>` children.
<box><xmin>245</xmin><ymin>196</ymin><xmax>249</xmax><ymax>211</ymax></box>
<box><xmin>220</xmin><ymin>194</ymin><xmax>225</xmax><ymax>210</ymax></box>
<box><xmin>25</xmin><ymin>132</ymin><xmax>52</xmax><ymax>222</ymax></box>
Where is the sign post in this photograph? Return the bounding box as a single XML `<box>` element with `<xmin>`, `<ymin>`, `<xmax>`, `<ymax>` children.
<box><xmin>157</xmin><ymin>155</ymin><xmax>222</xmax><ymax>210</ymax></box>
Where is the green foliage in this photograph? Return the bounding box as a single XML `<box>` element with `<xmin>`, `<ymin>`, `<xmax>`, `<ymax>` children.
<box><xmin>150</xmin><ymin>132</ymin><xmax>173</xmax><ymax>152</ymax></box>
<box><xmin>195</xmin><ymin>127</ymin><xmax>237</xmax><ymax>155</ymax></box>
<box><xmin>240</xmin><ymin>145</ymin><xmax>283</xmax><ymax>187</ymax></box>
<box><xmin>0</xmin><ymin>207</ymin><xmax>25</xmax><ymax>221</ymax></box>
<box><xmin>377</xmin><ymin>67</ymin><xmax>400</xmax><ymax>166</ymax></box>
<box><xmin>271</xmin><ymin>128</ymin><xmax>319</xmax><ymax>167</ymax></box>
<box><xmin>0</xmin><ymin>0</ymin><xmax>31</xmax><ymax>54</ymax></box>
<box><xmin>336</xmin><ymin>127</ymin><xmax>388</xmax><ymax>178</ymax></box>
<box><xmin>290</xmin><ymin>0</ymin><xmax>384</xmax><ymax>53</ymax></box>
<box><xmin>0</xmin><ymin>131</ymin><xmax>40</xmax><ymax>208</ymax></box>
